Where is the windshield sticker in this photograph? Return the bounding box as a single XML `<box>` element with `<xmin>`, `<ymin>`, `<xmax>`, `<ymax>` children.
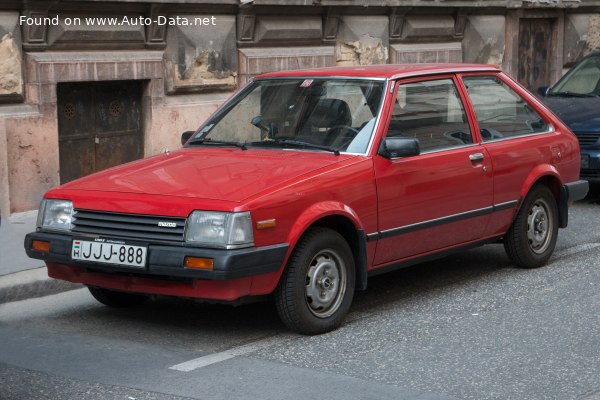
<box><xmin>300</xmin><ymin>79</ymin><xmax>313</xmax><ymax>88</ymax></box>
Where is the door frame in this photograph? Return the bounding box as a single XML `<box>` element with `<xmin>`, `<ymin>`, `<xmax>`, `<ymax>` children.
<box><xmin>504</xmin><ymin>10</ymin><xmax>565</xmax><ymax>89</ymax></box>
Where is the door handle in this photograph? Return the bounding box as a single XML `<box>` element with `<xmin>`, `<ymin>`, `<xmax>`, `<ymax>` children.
<box><xmin>469</xmin><ymin>153</ymin><xmax>484</xmax><ymax>162</ymax></box>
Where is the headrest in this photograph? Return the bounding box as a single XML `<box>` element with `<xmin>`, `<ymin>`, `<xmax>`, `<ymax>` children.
<box><xmin>308</xmin><ymin>98</ymin><xmax>352</xmax><ymax>128</ymax></box>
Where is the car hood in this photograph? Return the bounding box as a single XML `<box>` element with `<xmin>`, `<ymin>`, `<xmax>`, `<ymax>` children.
<box><xmin>541</xmin><ymin>96</ymin><xmax>600</xmax><ymax>133</ymax></box>
<box><xmin>59</xmin><ymin>147</ymin><xmax>355</xmax><ymax>202</ymax></box>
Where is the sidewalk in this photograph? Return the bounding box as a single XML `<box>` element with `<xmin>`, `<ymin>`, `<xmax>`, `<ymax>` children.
<box><xmin>0</xmin><ymin>211</ymin><xmax>80</xmax><ymax>303</ymax></box>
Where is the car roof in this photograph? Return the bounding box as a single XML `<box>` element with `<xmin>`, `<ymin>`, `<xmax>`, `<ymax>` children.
<box><xmin>256</xmin><ymin>63</ymin><xmax>501</xmax><ymax>80</ymax></box>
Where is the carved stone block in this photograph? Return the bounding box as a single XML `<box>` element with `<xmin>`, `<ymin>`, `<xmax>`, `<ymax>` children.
<box><xmin>390</xmin><ymin>42</ymin><xmax>462</xmax><ymax>64</ymax></box>
<box><xmin>238</xmin><ymin>14</ymin><xmax>256</xmax><ymax>42</ymax></box>
<box><xmin>462</xmin><ymin>15</ymin><xmax>505</xmax><ymax>65</ymax></box>
<box><xmin>165</xmin><ymin>15</ymin><xmax>237</xmax><ymax>94</ymax></box>
<box><xmin>337</xmin><ymin>16</ymin><xmax>389</xmax><ymax>66</ymax></box>
<box><xmin>21</xmin><ymin>10</ymin><xmax>48</xmax><ymax>50</ymax></box>
<box><xmin>564</xmin><ymin>13</ymin><xmax>600</xmax><ymax>67</ymax></box>
<box><xmin>0</xmin><ymin>12</ymin><xmax>23</xmax><ymax>103</ymax></box>
<box><xmin>46</xmin><ymin>14</ymin><xmax>146</xmax><ymax>50</ymax></box>
<box><xmin>400</xmin><ymin>16</ymin><xmax>455</xmax><ymax>40</ymax></box>
<box><xmin>254</xmin><ymin>16</ymin><xmax>322</xmax><ymax>45</ymax></box>
<box><xmin>238</xmin><ymin>46</ymin><xmax>335</xmax><ymax>85</ymax></box>
<box><xmin>324</xmin><ymin>14</ymin><xmax>340</xmax><ymax>41</ymax></box>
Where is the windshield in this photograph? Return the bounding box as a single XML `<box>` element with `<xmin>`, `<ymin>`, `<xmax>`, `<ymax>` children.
<box><xmin>550</xmin><ymin>54</ymin><xmax>600</xmax><ymax>96</ymax></box>
<box><xmin>190</xmin><ymin>78</ymin><xmax>385</xmax><ymax>154</ymax></box>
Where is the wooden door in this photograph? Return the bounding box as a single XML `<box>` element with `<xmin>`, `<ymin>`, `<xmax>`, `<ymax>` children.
<box><xmin>518</xmin><ymin>18</ymin><xmax>553</xmax><ymax>91</ymax></box>
<box><xmin>57</xmin><ymin>81</ymin><xmax>143</xmax><ymax>184</ymax></box>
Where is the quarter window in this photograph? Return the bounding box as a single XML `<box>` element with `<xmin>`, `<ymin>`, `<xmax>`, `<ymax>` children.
<box><xmin>387</xmin><ymin>79</ymin><xmax>473</xmax><ymax>153</ymax></box>
<box><xmin>462</xmin><ymin>76</ymin><xmax>549</xmax><ymax>141</ymax></box>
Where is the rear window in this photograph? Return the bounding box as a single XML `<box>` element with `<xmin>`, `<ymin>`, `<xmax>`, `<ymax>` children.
<box><xmin>463</xmin><ymin>76</ymin><xmax>549</xmax><ymax>141</ymax></box>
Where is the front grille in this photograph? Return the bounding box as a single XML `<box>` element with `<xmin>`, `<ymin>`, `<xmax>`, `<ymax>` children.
<box><xmin>576</xmin><ymin>132</ymin><xmax>600</xmax><ymax>147</ymax></box>
<box><xmin>580</xmin><ymin>169</ymin><xmax>600</xmax><ymax>179</ymax></box>
<box><xmin>72</xmin><ymin>210</ymin><xmax>186</xmax><ymax>242</ymax></box>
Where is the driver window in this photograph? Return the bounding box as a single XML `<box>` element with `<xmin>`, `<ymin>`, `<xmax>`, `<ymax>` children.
<box><xmin>387</xmin><ymin>78</ymin><xmax>473</xmax><ymax>153</ymax></box>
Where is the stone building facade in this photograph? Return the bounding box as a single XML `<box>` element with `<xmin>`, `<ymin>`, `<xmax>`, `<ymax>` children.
<box><xmin>0</xmin><ymin>0</ymin><xmax>599</xmax><ymax>215</ymax></box>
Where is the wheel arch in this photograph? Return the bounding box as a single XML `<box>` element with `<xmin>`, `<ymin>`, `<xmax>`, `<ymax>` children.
<box><xmin>518</xmin><ymin>165</ymin><xmax>566</xmax><ymax>228</ymax></box>
<box><xmin>285</xmin><ymin>202</ymin><xmax>369</xmax><ymax>291</ymax></box>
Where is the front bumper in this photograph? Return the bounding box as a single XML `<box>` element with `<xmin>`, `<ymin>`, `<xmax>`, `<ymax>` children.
<box><xmin>580</xmin><ymin>149</ymin><xmax>600</xmax><ymax>180</ymax></box>
<box><xmin>25</xmin><ymin>231</ymin><xmax>289</xmax><ymax>281</ymax></box>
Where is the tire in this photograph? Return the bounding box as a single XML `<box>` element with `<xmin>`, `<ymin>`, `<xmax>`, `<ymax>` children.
<box><xmin>275</xmin><ymin>227</ymin><xmax>356</xmax><ymax>335</ymax></box>
<box><xmin>88</xmin><ymin>286</ymin><xmax>149</xmax><ymax>308</ymax></box>
<box><xmin>504</xmin><ymin>185</ymin><xmax>559</xmax><ymax>268</ymax></box>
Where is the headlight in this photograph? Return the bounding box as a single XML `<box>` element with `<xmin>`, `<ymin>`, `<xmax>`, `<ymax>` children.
<box><xmin>185</xmin><ymin>211</ymin><xmax>254</xmax><ymax>249</ymax></box>
<box><xmin>37</xmin><ymin>199</ymin><xmax>73</xmax><ymax>232</ymax></box>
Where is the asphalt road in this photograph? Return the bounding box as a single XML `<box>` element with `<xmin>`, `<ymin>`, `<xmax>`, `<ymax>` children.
<box><xmin>1</xmin><ymin>195</ymin><xmax>599</xmax><ymax>400</ymax></box>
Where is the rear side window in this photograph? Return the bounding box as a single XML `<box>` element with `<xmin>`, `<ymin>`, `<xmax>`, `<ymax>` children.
<box><xmin>462</xmin><ymin>76</ymin><xmax>549</xmax><ymax>141</ymax></box>
<box><xmin>386</xmin><ymin>78</ymin><xmax>473</xmax><ymax>153</ymax></box>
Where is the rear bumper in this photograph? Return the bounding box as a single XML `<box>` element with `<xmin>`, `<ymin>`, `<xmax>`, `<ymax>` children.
<box><xmin>25</xmin><ymin>231</ymin><xmax>289</xmax><ymax>301</ymax></box>
<box><xmin>558</xmin><ymin>180</ymin><xmax>589</xmax><ymax>228</ymax></box>
<box><xmin>565</xmin><ymin>180</ymin><xmax>589</xmax><ymax>202</ymax></box>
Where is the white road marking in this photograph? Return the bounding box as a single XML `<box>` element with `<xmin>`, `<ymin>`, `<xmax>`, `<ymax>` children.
<box><xmin>168</xmin><ymin>310</ymin><xmax>373</xmax><ymax>372</ymax></box>
<box><xmin>168</xmin><ymin>334</ymin><xmax>294</xmax><ymax>372</ymax></box>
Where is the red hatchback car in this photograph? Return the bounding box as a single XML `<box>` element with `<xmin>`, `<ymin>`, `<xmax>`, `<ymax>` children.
<box><xmin>26</xmin><ymin>64</ymin><xmax>588</xmax><ymax>334</ymax></box>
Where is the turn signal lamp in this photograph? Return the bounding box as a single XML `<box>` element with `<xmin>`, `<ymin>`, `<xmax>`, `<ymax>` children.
<box><xmin>256</xmin><ymin>219</ymin><xmax>276</xmax><ymax>230</ymax></box>
<box><xmin>184</xmin><ymin>256</ymin><xmax>214</xmax><ymax>270</ymax></box>
<box><xmin>32</xmin><ymin>240</ymin><xmax>50</xmax><ymax>253</ymax></box>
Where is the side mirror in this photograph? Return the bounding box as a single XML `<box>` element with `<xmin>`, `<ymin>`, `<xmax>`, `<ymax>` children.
<box><xmin>181</xmin><ymin>130</ymin><xmax>195</xmax><ymax>146</ymax></box>
<box><xmin>378</xmin><ymin>137</ymin><xmax>420</xmax><ymax>159</ymax></box>
<box><xmin>537</xmin><ymin>86</ymin><xmax>551</xmax><ymax>97</ymax></box>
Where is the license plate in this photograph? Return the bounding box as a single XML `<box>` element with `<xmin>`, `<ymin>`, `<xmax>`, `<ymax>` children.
<box><xmin>72</xmin><ymin>239</ymin><xmax>147</xmax><ymax>268</ymax></box>
<box><xmin>581</xmin><ymin>154</ymin><xmax>590</xmax><ymax>169</ymax></box>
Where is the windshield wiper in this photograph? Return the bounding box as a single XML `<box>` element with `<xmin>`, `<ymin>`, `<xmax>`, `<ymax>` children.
<box><xmin>549</xmin><ymin>91</ymin><xmax>597</xmax><ymax>98</ymax></box>
<box><xmin>269</xmin><ymin>138</ymin><xmax>340</xmax><ymax>155</ymax></box>
<box><xmin>187</xmin><ymin>137</ymin><xmax>247</xmax><ymax>150</ymax></box>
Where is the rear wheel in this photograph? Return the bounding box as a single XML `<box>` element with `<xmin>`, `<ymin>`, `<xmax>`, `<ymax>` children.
<box><xmin>504</xmin><ymin>185</ymin><xmax>558</xmax><ymax>268</ymax></box>
<box><xmin>275</xmin><ymin>228</ymin><xmax>355</xmax><ymax>335</ymax></box>
<box><xmin>88</xmin><ymin>286</ymin><xmax>149</xmax><ymax>308</ymax></box>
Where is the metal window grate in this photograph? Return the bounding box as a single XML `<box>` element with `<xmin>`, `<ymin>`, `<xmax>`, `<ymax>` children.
<box><xmin>108</xmin><ymin>100</ymin><xmax>123</xmax><ymax>117</ymax></box>
<box><xmin>72</xmin><ymin>210</ymin><xmax>186</xmax><ymax>242</ymax></box>
<box><xmin>63</xmin><ymin>103</ymin><xmax>76</xmax><ymax>120</ymax></box>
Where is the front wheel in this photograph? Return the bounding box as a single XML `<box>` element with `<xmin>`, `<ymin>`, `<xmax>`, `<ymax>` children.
<box><xmin>275</xmin><ymin>228</ymin><xmax>355</xmax><ymax>335</ymax></box>
<box><xmin>88</xmin><ymin>286</ymin><xmax>149</xmax><ymax>308</ymax></box>
<box><xmin>504</xmin><ymin>185</ymin><xmax>559</xmax><ymax>268</ymax></box>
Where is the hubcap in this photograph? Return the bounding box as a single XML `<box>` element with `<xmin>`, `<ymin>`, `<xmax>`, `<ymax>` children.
<box><xmin>527</xmin><ymin>199</ymin><xmax>552</xmax><ymax>254</ymax></box>
<box><xmin>305</xmin><ymin>249</ymin><xmax>346</xmax><ymax>318</ymax></box>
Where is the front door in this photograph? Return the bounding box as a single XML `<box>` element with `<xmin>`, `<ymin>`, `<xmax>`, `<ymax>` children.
<box><xmin>57</xmin><ymin>80</ymin><xmax>144</xmax><ymax>184</ymax></box>
<box><xmin>373</xmin><ymin>76</ymin><xmax>493</xmax><ymax>265</ymax></box>
<box><xmin>518</xmin><ymin>18</ymin><xmax>553</xmax><ymax>91</ymax></box>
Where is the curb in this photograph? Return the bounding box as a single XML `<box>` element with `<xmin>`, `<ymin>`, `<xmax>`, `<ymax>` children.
<box><xmin>0</xmin><ymin>267</ymin><xmax>82</xmax><ymax>304</ymax></box>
